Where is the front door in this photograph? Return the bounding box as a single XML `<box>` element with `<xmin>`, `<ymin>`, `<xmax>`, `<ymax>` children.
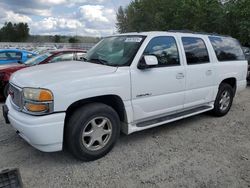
<box><xmin>131</xmin><ymin>36</ymin><xmax>186</xmax><ymax>122</ymax></box>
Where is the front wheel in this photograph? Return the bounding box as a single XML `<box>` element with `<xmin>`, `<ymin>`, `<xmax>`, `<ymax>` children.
<box><xmin>65</xmin><ymin>103</ymin><xmax>120</xmax><ymax>161</ymax></box>
<box><xmin>212</xmin><ymin>83</ymin><xmax>234</xmax><ymax>117</ymax></box>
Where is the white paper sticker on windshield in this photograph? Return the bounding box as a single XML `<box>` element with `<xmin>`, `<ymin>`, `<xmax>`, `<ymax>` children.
<box><xmin>125</xmin><ymin>37</ymin><xmax>142</xmax><ymax>43</ymax></box>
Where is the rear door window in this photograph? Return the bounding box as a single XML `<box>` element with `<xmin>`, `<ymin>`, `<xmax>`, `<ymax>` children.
<box><xmin>209</xmin><ymin>36</ymin><xmax>245</xmax><ymax>61</ymax></box>
<box><xmin>182</xmin><ymin>37</ymin><xmax>210</xmax><ymax>65</ymax></box>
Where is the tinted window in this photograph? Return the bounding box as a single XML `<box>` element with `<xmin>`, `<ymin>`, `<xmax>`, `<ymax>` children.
<box><xmin>143</xmin><ymin>36</ymin><xmax>180</xmax><ymax>66</ymax></box>
<box><xmin>182</xmin><ymin>37</ymin><xmax>210</xmax><ymax>65</ymax></box>
<box><xmin>209</xmin><ymin>36</ymin><xmax>245</xmax><ymax>61</ymax></box>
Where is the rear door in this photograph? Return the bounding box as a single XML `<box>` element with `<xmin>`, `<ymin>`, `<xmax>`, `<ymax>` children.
<box><xmin>181</xmin><ymin>36</ymin><xmax>215</xmax><ymax>108</ymax></box>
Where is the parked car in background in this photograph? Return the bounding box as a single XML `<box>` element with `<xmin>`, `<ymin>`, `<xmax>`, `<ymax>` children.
<box><xmin>0</xmin><ymin>49</ymin><xmax>36</xmax><ymax>65</ymax></box>
<box><xmin>242</xmin><ymin>47</ymin><xmax>250</xmax><ymax>82</ymax></box>
<box><xmin>0</xmin><ymin>49</ymin><xmax>87</xmax><ymax>97</ymax></box>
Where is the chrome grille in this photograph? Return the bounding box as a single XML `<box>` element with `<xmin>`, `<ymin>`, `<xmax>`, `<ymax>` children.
<box><xmin>9</xmin><ymin>84</ymin><xmax>22</xmax><ymax>109</ymax></box>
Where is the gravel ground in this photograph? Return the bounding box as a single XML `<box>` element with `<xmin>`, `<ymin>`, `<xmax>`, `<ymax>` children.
<box><xmin>0</xmin><ymin>87</ymin><xmax>250</xmax><ymax>188</ymax></box>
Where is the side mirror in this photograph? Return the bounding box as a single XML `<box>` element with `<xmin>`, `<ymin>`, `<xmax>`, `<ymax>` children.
<box><xmin>138</xmin><ymin>55</ymin><xmax>158</xmax><ymax>70</ymax></box>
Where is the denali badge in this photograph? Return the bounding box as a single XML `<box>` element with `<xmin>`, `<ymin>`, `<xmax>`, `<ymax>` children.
<box><xmin>136</xmin><ymin>93</ymin><xmax>152</xmax><ymax>98</ymax></box>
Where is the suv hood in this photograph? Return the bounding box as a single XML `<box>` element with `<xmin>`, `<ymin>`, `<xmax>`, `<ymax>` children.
<box><xmin>11</xmin><ymin>61</ymin><xmax>118</xmax><ymax>88</ymax></box>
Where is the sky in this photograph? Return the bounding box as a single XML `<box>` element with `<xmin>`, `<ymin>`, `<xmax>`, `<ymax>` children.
<box><xmin>0</xmin><ymin>0</ymin><xmax>131</xmax><ymax>37</ymax></box>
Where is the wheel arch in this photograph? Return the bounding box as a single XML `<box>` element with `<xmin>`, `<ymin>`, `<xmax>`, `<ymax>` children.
<box><xmin>63</xmin><ymin>95</ymin><xmax>127</xmax><ymax>148</ymax></box>
<box><xmin>220</xmin><ymin>77</ymin><xmax>237</xmax><ymax>96</ymax></box>
<box><xmin>64</xmin><ymin>95</ymin><xmax>127</xmax><ymax>125</ymax></box>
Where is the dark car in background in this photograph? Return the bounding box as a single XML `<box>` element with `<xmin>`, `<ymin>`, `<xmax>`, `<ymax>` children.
<box><xmin>0</xmin><ymin>49</ymin><xmax>86</xmax><ymax>97</ymax></box>
<box><xmin>243</xmin><ymin>47</ymin><xmax>250</xmax><ymax>82</ymax></box>
<box><xmin>0</xmin><ymin>49</ymin><xmax>37</xmax><ymax>64</ymax></box>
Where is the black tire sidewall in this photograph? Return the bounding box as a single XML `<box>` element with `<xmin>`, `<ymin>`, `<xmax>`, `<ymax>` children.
<box><xmin>213</xmin><ymin>84</ymin><xmax>234</xmax><ymax>116</ymax></box>
<box><xmin>66</xmin><ymin>103</ymin><xmax>120</xmax><ymax>161</ymax></box>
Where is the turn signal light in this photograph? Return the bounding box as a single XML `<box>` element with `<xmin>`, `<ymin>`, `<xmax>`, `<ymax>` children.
<box><xmin>39</xmin><ymin>90</ymin><xmax>53</xmax><ymax>101</ymax></box>
<box><xmin>25</xmin><ymin>103</ymin><xmax>48</xmax><ymax>112</ymax></box>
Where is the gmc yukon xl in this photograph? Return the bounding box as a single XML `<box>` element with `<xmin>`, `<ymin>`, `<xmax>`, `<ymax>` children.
<box><xmin>3</xmin><ymin>31</ymin><xmax>248</xmax><ymax>161</ymax></box>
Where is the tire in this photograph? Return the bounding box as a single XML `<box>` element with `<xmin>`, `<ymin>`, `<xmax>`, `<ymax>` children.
<box><xmin>3</xmin><ymin>83</ymin><xmax>9</xmax><ymax>99</ymax></box>
<box><xmin>212</xmin><ymin>83</ymin><xmax>234</xmax><ymax>117</ymax></box>
<box><xmin>65</xmin><ymin>103</ymin><xmax>120</xmax><ymax>161</ymax></box>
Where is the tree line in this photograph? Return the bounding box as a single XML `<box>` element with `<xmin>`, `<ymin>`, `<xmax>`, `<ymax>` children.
<box><xmin>116</xmin><ymin>0</ymin><xmax>250</xmax><ymax>46</ymax></box>
<box><xmin>0</xmin><ymin>22</ymin><xmax>99</xmax><ymax>43</ymax></box>
<box><xmin>0</xmin><ymin>22</ymin><xmax>29</xmax><ymax>42</ymax></box>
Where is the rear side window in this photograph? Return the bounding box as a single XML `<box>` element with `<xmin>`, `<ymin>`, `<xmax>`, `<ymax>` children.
<box><xmin>209</xmin><ymin>36</ymin><xmax>245</xmax><ymax>61</ymax></box>
<box><xmin>182</xmin><ymin>37</ymin><xmax>210</xmax><ymax>65</ymax></box>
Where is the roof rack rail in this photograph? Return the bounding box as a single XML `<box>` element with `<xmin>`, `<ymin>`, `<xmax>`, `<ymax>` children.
<box><xmin>168</xmin><ymin>30</ymin><xmax>193</xmax><ymax>33</ymax></box>
<box><xmin>167</xmin><ymin>30</ymin><xmax>230</xmax><ymax>37</ymax></box>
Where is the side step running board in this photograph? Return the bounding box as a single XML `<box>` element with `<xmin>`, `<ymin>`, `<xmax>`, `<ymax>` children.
<box><xmin>136</xmin><ymin>106</ymin><xmax>212</xmax><ymax>127</ymax></box>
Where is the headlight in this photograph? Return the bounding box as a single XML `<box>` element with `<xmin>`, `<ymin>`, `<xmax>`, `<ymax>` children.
<box><xmin>22</xmin><ymin>88</ymin><xmax>54</xmax><ymax>115</ymax></box>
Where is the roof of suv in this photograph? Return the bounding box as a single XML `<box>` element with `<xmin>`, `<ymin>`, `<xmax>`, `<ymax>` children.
<box><xmin>116</xmin><ymin>31</ymin><xmax>233</xmax><ymax>39</ymax></box>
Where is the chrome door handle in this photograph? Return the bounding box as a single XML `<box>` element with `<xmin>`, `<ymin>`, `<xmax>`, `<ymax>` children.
<box><xmin>206</xmin><ymin>70</ymin><xmax>212</xmax><ymax>76</ymax></box>
<box><xmin>176</xmin><ymin>73</ymin><xmax>185</xmax><ymax>79</ymax></box>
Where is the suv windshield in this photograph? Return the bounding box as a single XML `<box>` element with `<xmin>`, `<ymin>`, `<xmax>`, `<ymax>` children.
<box><xmin>24</xmin><ymin>52</ymin><xmax>52</xmax><ymax>66</ymax></box>
<box><xmin>84</xmin><ymin>35</ymin><xmax>145</xmax><ymax>66</ymax></box>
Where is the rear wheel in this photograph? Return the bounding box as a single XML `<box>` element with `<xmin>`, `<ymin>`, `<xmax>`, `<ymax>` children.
<box><xmin>212</xmin><ymin>83</ymin><xmax>234</xmax><ymax>117</ymax></box>
<box><xmin>65</xmin><ymin>103</ymin><xmax>120</xmax><ymax>161</ymax></box>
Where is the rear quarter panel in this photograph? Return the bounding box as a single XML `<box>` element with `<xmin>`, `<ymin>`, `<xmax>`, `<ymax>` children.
<box><xmin>214</xmin><ymin>60</ymin><xmax>247</xmax><ymax>93</ymax></box>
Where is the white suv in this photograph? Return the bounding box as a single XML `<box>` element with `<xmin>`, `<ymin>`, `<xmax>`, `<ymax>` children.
<box><xmin>3</xmin><ymin>31</ymin><xmax>248</xmax><ymax>161</ymax></box>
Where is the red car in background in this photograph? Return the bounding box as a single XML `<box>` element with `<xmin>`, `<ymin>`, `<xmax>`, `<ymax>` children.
<box><xmin>0</xmin><ymin>49</ymin><xmax>86</xmax><ymax>98</ymax></box>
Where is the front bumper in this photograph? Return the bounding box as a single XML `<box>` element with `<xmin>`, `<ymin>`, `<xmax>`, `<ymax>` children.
<box><xmin>5</xmin><ymin>96</ymin><xmax>66</xmax><ymax>152</ymax></box>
